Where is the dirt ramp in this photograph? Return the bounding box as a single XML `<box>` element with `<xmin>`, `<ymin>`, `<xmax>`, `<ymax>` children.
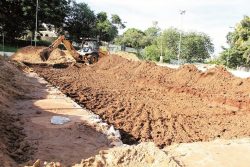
<box><xmin>11</xmin><ymin>46</ymin><xmax>75</xmax><ymax>64</ymax></box>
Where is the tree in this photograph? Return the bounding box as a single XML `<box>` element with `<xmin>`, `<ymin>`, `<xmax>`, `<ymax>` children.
<box><xmin>117</xmin><ymin>21</ymin><xmax>161</xmax><ymax>49</ymax></box>
<box><xmin>144</xmin><ymin>28</ymin><xmax>178</xmax><ymax>62</ymax></box>
<box><xmin>220</xmin><ymin>16</ymin><xmax>250</xmax><ymax>68</ymax></box>
<box><xmin>144</xmin><ymin>44</ymin><xmax>160</xmax><ymax>61</ymax></box>
<box><xmin>115</xmin><ymin>28</ymin><xmax>146</xmax><ymax>49</ymax></box>
<box><xmin>182</xmin><ymin>32</ymin><xmax>214</xmax><ymax>63</ymax></box>
<box><xmin>161</xmin><ymin>28</ymin><xmax>180</xmax><ymax>57</ymax></box>
<box><xmin>65</xmin><ymin>1</ymin><xmax>96</xmax><ymax>42</ymax></box>
<box><xmin>95</xmin><ymin>12</ymin><xmax>118</xmax><ymax>42</ymax></box>
<box><xmin>0</xmin><ymin>0</ymin><xmax>70</xmax><ymax>41</ymax></box>
<box><xmin>143</xmin><ymin>28</ymin><xmax>214</xmax><ymax>63</ymax></box>
<box><xmin>143</xmin><ymin>21</ymin><xmax>161</xmax><ymax>46</ymax></box>
<box><xmin>0</xmin><ymin>0</ymin><xmax>28</xmax><ymax>40</ymax></box>
<box><xmin>111</xmin><ymin>14</ymin><xmax>125</xmax><ymax>29</ymax></box>
<box><xmin>22</xmin><ymin>0</ymin><xmax>70</xmax><ymax>32</ymax></box>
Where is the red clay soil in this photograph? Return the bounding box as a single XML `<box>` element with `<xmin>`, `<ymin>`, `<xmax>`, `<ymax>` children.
<box><xmin>33</xmin><ymin>56</ymin><xmax>250</xmax><ymax>147</ymax></box>
<box><xmin>0</xmin><ymin>58</ymin><xmax>34</xmax><ymax>166</ymax></box>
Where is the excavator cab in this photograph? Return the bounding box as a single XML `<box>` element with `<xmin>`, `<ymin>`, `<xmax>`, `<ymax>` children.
<box><xmin>78</xmin><ymin>38</ymin><xmax>100</xmax><ymax>64</ymax></box>
<box><xmin>40</xmin><ymin>35</ymin><xmax>107</xmax><ymax>64</ymax></box>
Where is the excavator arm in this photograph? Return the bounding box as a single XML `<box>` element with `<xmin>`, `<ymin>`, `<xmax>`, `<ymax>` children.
<box><xmin>40</xmin><ymin>35</ymin><xmax>80</xmax><ymax>61</ymax></box>
<box><xmin>40</xmin><ymin>35</ymin><xmax>108</xmax><ymax>64</ymax></box>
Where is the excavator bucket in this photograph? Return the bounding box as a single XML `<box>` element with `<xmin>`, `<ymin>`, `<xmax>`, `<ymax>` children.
<box><xmin>39</xmin><ymin>35</ymin><xmax>68</xmax><ymax>62</ymax></box>
<box><xmin>40</xmin><ymin>48</ymin><xmax>52</xmax><ymax>61</ymax></box>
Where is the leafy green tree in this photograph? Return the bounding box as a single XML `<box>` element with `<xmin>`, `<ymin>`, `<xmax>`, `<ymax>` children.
<box><xmin>182</xmin><ymin>32</ymin><xmax>214</xmax><ymax>63</ymax></box>
<box><xmin>0</xmin><ymin>0</ymin><xmax>70</xmax><ymax>41</ymax></box>
<box><xmin>95</xmin><ymin>12</ymin><xmax>119</xmax><ymax>42</ymax></box>
<box><xmin>144</xmin><ymin>45</ymin><xmax>160</xmax><ymax>61</ymax></box>
<box><xmin>143</xmin><ymin>21</ymin><xmax>161</xmax><ymax>46</ymax></box>
<box><xmin>111</xmin><ymin>14</ymin><xmax>125</xmax><ymax>29</ymax></box>
<box><xmin>0</xmin><ymin>0</ymin><xmax>123</xmax><ymax>43</ymax></box>
<box><xmin>22</xmin><ymin>0</ymin><xmax>70</xmax><ymax>32</ymax></box>
<box><xmin>161</xmin><ymin>28</ymin><xmax>180</xmax><ymax>57</ymax></box>
<box><xmin>0</xmin><ymin>0</ymin><xmax>28</xmax><ymax>40</ymax></box>
<box><xmin>65</xmin><ymin>1</ymin><xmax>96</xmax><ymax>42</ymax></box>
<box><xmin>115</xmin><ymin>28</ymin><xmax>146</xmax><ymax>49</ymax></box>
<box><xmin>220</xmin><ymin>16</ymin><xmax>250</xmax><ymax>68</ymax></box>
<box><xmin>144</xmin><ymin>28</ymin><xmax>214</xmax><ymax>63</ymax></box>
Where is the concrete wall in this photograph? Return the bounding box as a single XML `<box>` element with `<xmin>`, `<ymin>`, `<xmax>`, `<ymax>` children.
<box><xmin>0</xmin><ymin>51</ymin><xmax>14</xmax><ymax>57</ymax></box>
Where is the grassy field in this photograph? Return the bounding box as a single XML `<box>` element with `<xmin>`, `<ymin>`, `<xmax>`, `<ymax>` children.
<box><xmin>0</xmin><ymin>44</ymin><xmax>18</xmax><ymax>52</ymax></box>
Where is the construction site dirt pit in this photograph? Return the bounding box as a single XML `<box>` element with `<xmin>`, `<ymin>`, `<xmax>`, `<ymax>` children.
<box><xmin>1</xmin><ymin>53</ymin><xmax>250</xmax><ymax>166</ymax></box>
<box><xmin>32</xmin><ymin>55</ymin><xmax>250</xmax><ymax>147</ymax></box>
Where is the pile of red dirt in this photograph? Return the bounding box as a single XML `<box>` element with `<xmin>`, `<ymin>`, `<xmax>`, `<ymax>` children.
<box><xmin>0</xmin><ymin>59</ymin><xmax>33</xmax><ymax>166</ymax></box>
<box><xmin>11</xmin><ymin>46</ymin><xmax>76</xmax><ymax>64</ymax></box>
<box><xmin>33</xmin><ymin>55</ymin><xmax>250</xmax><ymax>147</ymax></box>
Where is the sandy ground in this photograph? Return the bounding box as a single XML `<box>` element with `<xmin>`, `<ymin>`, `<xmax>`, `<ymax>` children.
<box><xmin>34</xmin><ymin>55</ymin><xmax>250</xmax><ymax>147</ymax></box>
<box><xmin>14</xmin><ymin>72</ymin><xmax>114</xmax><ymax>166</ymax></box>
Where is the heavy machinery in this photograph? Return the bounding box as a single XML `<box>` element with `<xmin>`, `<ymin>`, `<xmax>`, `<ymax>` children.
<box><xmin>40</xmin><ymin>35</ymin><xmax>108</xmax><ymax>64</ymax></box>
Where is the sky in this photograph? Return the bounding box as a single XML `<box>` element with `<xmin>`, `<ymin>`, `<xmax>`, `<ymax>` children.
<box><xmin>76</xmin><ymin>0</ymin><xmax>250</xmax><ymax>55</ymax></box>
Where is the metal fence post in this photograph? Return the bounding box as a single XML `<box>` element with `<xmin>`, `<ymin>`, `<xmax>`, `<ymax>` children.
<box><xmin>2</xmin><ymin>33</ymin><xmax>4</xmax><ymax>57</ymax></box>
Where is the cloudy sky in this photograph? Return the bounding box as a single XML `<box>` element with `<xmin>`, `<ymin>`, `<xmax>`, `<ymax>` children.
<box><xmin>77</xmin><ymin>0</ymin><xmax>250</xmax><ymax>55</ymax></box>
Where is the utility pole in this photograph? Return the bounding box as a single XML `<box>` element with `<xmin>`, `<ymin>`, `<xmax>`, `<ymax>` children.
<box><xmin>227</xmin><ymin>26</ymin><xmax>234</xmax><ymax>67</ymax></box>
<box><xmin>35</xmin><ymin>0</ymin><xmax>38</xmax><ymax>47</ymax></box>
<box><xmin>178</xmin><ymin>10</ymin><xmax>186</xmax><ymax>65</ymax></box>
<box><xmin>160</xmin><ymin>32</ymin><xmax>163</xmax><ymax>63</ymax></box>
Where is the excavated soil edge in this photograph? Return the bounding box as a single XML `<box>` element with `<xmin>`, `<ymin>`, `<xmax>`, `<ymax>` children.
<box><xmin>0</xmin><ymin>59</ymin><xmax>34</xmax><ymax>166</ymax></box>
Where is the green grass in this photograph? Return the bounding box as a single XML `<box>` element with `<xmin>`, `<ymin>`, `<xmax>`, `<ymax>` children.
<box><xmin>0</xmin><ymin>39</ymin><xmax>52</xmax><ymax>53</ymax></box>
<box><xmin>0</xmin><ymin>44</ymin><xmax>18</xmax><ymax>52</ymax></box>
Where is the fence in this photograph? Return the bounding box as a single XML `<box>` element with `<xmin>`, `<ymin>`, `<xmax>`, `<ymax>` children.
<box><xmin>108</xmin><ymin>44</ymin><xmax>144</xmax><ymax>54</ymax></box>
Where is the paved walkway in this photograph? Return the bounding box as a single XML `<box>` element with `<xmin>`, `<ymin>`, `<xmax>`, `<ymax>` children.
<box><xmin>165</xmin><ymin>138</ymin><xmax>250</xmax><ymax>167</ymax></box>
<box><xmin>16</xmin><ymin>72</ymin><xmax>122</xmax><ymax>165</ymax></box>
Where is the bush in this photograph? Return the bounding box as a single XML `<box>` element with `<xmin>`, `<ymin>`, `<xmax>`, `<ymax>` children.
<box><xmin>144</xmin><ymin>45</ymin><xmax>160</xmax><ymax>61</ymax></box>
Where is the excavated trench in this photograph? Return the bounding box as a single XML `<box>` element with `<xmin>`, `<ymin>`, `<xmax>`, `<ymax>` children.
<box><xmin>32</xmin><ymin>55</ymin><xmax>250</xmax><ymax>147</ymax></box>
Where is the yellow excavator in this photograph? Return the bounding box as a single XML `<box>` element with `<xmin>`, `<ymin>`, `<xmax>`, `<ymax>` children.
<box><xmin>40</xmin><ymin>35</ymin><xmax>108</xmax><ymax>64</ymax></box>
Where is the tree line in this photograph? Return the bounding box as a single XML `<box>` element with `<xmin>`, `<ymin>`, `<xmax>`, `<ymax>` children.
<box><xmin>1</xmin><ymin>0</ymin><xmax>248</xmax><ymax>66</ymax></box>
<box><xmin>114</xmin><ymin>22</ymin><xmax>214</xmax><ymax>63</ymax></box>
<box><xmin>219</xmin><ymin>16</ymin><xmax>250</xmax><ymax>68</ymax></box>
<box><xmin>0</xmin><ymin>0</ymin><xmax>125</xmax><ymax>42</ymax></box>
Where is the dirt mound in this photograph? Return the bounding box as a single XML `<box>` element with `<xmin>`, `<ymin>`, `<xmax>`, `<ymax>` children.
<box><xmin>73</xmin><ymin>142</ymin><xmax>172</xmax><ymax>167</ymax></box>
<box><xmin>47</xmin><ymin>49</ymin><xmax>76</xmax><ymax>64</ymax></box>
<box><xmin>11</xmin><ymin>46</ymin><xmax>45</xmax><ymax>64</ymax></box>
<box><xmin>0</xmin><ymin>59</ymin><xmax>33</xmax><ymax>166</ymax></box>
<box><xmin>27</xmin><ymin>143</ymin><xmax>178</xmax><ymax>167</ymax></box>
<box><xmin>203</xmin><ymin>65</ymin><xmax>233</xmax><ymax>78</ymax></box>
<box><xmin>11</xmin><ymin>46</ymin><xmax>75</xmax><ymax>64</ymax></box>
<box><xmin>33</xmin><ymin>55</ymin><xmax>250</xmax><ymax>147</ymax></box>
<box><xmin>112</xmin><ymin>51</ymin><xmax>139</xmax><ymax>61</ymax></box>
